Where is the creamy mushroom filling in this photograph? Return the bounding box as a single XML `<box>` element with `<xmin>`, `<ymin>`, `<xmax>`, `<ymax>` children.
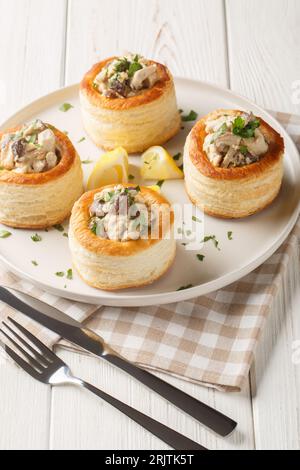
<box><xmin>0</xmin><ymin>120</ymin><xmax>59</xmax><ymax>174</ymax></box>
<box><xmin>89</xmin><ymin>186</ymin><xmax>153</xmax><ymax>241</ymax></box>
<box><xmin>203</xmin><ymin>112</ymin><xmax>269</xmax><ymax>168</ymax></box>
<box><xmin>93</xmin><ymin>53</ymin><xmax>159</xmax><ymax>99</ymax></box>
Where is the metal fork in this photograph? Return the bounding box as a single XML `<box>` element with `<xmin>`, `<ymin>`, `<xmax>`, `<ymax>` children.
<box><xmin>0</xmin><ymin>317</ymin><xmax>206</xmax><ymax>450</ymax></box>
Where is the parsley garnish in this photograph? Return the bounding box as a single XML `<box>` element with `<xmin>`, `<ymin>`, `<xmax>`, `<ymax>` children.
<box><xmin>202</xmin><ymin>235</ymin><xmax>220</xmax><ymax>250</ymax></box>
<box><xmin>232</xmin><ymin>116</ymin><xmax>260</xmax><ymax>138</ymax></box>
<box><xmin>31</xmin><ymin>233</ymin><xmax>42</xmax><ymax>242</ymax></box>
<box><xmin>192</xmin><ymin>215</ymin><xmax>201</xmax><ymax>223</ymax></box>
<box><xmin>181</xmin><ymin>110</ymin><xmax>198</xmax><ymax>122</ymax></box>
<box><xmin>128</xmin><ymin>174</ymin><xmax>135</xmax><ymax>180</ymax></box>
<box><xmin>157</xmin><ymin>180</ymin><xmax>164</xmax><ymax>187</ymax></box>
<box><xmin>53</xmin><ymin>224</ymin><xmax>64</xmax><ymax>232</ymax></box>
<box><xmin>59</xmin><ymin>103</ymin><xmax>73</xmax><ymax>112</ymax></box>
<box><xmin>128</xmin><ymin>61</ymin><xmax>143</xmax><ymax>78</ymax></box>
<box><xmin>114</xmin><ymin>57</ymin><xmax>130</xmax><ymax>73</ymax></box>
<box><xmin>81</xmin><ymin>159</ymin><xmax>93</xmax><ymax>164</ymax></box>
<box><xmin>55</xmin><ymin>272</ymin><xmax>64</xmax><ymax>277</ymax></box>
<box><xmin>63</xmin><ymin>232</ymin><xmax>68</xmax><ymax>238</ymax></box>
<box><xmin>173</xmin><ymin>152</ymin><xmax>182</xmax><ymax>161</ymax></box>
<box><xmin>196</xmin><ymin>254</ymin><xmax>205</xmax><ymax>261</ymax></box>
<box><xmin>66</xmin><ymin>268</ymin><xmax>73</xmax><ymax>280</ymax></box>
<box><xmin>77</xmin><ymin>137</ymin><xmax>86</xmax><ymax>143</ymax></box>
<box><xmin>91</xmin><ymin>222</ymin><xmax>97</xmax><ymax>235</ymax></box>
<box><xmin>211</xmin><ymin>123</ymin><xmax>227</xmax><ymax>142</ymax></box>
<box><xmin>240</xmin><ymin>145</ymin><xmax>248</xmax><ymax>155</ymax></box>
<box><xmin>0</xmin><ymin>230</ymin><xmax>12</xmax><ymax>239</ymax></box>
<box><xmin>31</xmin><ymin>260</ymin><xmax>38</xmax><ymax>266</ymax></box>
<box><xmin>177</xmin><ymin>284</ymin><xmax>193</xmax><ymax>291</ymax></box>
<box><xmin>227</xmin><ymin>231</ymin><xmax>233</xmax><ymax>240</ymax></box>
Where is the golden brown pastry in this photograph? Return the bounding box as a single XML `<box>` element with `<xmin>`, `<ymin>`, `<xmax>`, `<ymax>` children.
<box><xmin>0</xmin><ymin>120</ymin><xmax>84</xmax><ymax>228</ymax></box>
<box><xmin>183</xmin><ymin>109</ymin><xmax>284</xmax><ymax>218</ymax></box>
<box><xmin>69</xmin><ymin>184</ymin><xmax>176</xmax><ymax>290</ymax></box>
<box><xmin>80</xmin><ymin>53</ymin><xmax>180</xmax><ymax>153</ymax></box>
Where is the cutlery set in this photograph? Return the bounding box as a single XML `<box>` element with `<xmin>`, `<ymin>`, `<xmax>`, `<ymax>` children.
<box><xmin>0</xmin><ymin>285</ymin><xmax>237</xmax><ymax>449</ymax></box>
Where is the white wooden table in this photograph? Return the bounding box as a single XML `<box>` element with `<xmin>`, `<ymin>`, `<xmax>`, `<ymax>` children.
<box><xmin>0</xmin><ymin>0</ymin><xmax>300</xmax><ymax>450</ymax></box>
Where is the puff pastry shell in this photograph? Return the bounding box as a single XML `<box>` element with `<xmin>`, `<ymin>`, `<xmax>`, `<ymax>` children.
<box><xmin>80</xmin><ymin>58</ymin><xmax>181</xmax><ymax>153</ymax></box>
<box><xmin>184</xmin><ymin>109</ymin><xmax>284</xmax><ymax>218</ymax></box>
<box><xmin>69</xmin><ymin>185</ymin><xmax>176</xmax><ymax>290</ymax></box>
<box><xmin>0</xmin><ymin>125</ymin><xmax>84</xmax><ymax>228</ymax></box>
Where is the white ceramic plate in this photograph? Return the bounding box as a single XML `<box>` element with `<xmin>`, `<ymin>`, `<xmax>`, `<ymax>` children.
<box><xmin>0</xmin><ymin>79</ymin><xmax>299</xmax><ymax>306</ymax></box>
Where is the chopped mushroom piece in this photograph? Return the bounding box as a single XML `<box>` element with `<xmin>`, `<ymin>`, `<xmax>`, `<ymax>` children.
<box><xmin>0</xmin><ymin>120</ymin><xmax>60</xmax><ymax>174</ymax></box>
<box><xmin>203</xmin><ymin>112</ymin><xmax>269</xmax><ymax>168</ymax></box>
<box><xmin>93</xmin><ymin>53</ymin><xmax>159</xmax><ymax>98</ymax></box>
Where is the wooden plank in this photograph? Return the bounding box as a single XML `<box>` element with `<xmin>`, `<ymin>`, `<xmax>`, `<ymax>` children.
<box><xmin>226</xmin><ymin>0</ymin><xmax>300</xmax><ymax>449</ymax></box>
<box><xmin>0</xmin><ymin>0</ymin><xmax>67</xmax><ymax>124</ymax></box>
<box><xmin>51</xmin><ymin>347</ymin><xmax>254</xmax><ymax>449</ymax></box>
<box><xmin>0</xmin><ymin>0</ymin><xmax>67</xmax><ymax>449</ymax></box>
<box><xmin>52</xmin><ymin>0</ymin><xmax>255</xmax><ymax>450</ymax></box>
<box><xmin>226</xmin><ymin>0</ymin><xmax>300</xmax><ymax>113</ymax></box>
<box><xmin>250</xmin><ymin>249</ymin><xmax>300</xmax><ymax>449</ymax></box>
<box><xmin>66</xmin><ymin>0</ymin><xmax>228</xmax><ymax>85</ymax></box>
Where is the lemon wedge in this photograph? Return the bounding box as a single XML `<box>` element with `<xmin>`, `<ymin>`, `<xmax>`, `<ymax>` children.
<box><xmin>87</xmin><ymin>147</ymin><xmax>129</xmax><ymax>190</ymax></box>
<box><xmin>141</xmin><ymin>146</ymin><xmax>183</xmax><ymax>180</ymax></box>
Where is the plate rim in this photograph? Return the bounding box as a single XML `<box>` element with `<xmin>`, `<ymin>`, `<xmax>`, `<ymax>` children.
<box><xmin>0</xmin><ymin>78</ymin><xmax>299</xmax><ymax>306</ymax></box>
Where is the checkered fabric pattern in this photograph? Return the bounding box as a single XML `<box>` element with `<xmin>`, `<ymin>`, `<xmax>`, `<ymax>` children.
<box><xmin>0</xmin><ymin>111</ymin><xmax>299</xmax><ymax>391</ymax></box>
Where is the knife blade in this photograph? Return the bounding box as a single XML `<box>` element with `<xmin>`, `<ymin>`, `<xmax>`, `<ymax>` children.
<box><xmin>0</xmin><ymin>285</ymin><xmax>237</xmax><ymax>436</ymax></box>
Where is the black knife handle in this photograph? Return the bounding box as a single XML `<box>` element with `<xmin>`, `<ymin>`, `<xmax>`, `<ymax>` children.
<box><xmin>104</xmin><ymin>353</ymin><xmax>236</xmax><ymax>437</ymax></box>
<box><xmin>82</xmin><ymin>381</ymin><xmax>206</xmax><ymax>450</ymax></box>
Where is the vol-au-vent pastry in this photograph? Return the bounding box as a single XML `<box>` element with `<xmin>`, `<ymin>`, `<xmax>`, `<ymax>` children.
<box><xmin>80</xmin><ymin>53</ymin><xmax>181</xmax><ymax>153</ymax></box>
<box><xmin>69</xmin><ymin>184</ymin><xmax>176</xmax><ymax>290</ymax></box>
<box><xmin>184</xmin><ymin>109</ymin><xmax>285</xmax><ymax>218</ymax></box>
<box><xmin>0</xmin><ymin>120</ymin><xmax>84</xmax><ymax>228</ymax></box>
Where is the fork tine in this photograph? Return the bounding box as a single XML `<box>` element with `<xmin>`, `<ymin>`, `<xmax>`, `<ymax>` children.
<box><xmin>2</xmin><ymin>321</ymin><xmax>49</xmax><ymax>365</ymax></box>
<box><xmin>1</xmin><ymin>341</ymin><xmax>41</xmax><ymax>380</ymax></box>
<box><xmin>0</xmin><ymin>328</ymin><xmax>44</xmax><ymax>372</ymax></box>
<box><xmin>6</xmin><ymin>317</ymin><xmax>57</xmax><ymax>362</ymax></box>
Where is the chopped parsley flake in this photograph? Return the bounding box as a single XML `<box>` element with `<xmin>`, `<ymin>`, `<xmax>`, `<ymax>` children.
<box><xmin>128</xmin><ymin>174</ymin><xmax>135</xmax><ymax>180</ymax></box>
<box><xmin>31</xmin><ymin>260</ymin><xmax>38</xmax><ymax>266</ymax></box>
<box><xmin>177</xmin><ymin>284</ymin><xmax>193</xmax><ymax>291</ymax></box>
<box><xmin>232</xmin><ymin>116</ymin><xmax>260</xmax><ymax>138</ymax></box>
<box><xmin>81</xmin><ymin>159</ymin><xmax>93</xmax><ymax>164</ymax></box>
<box><xmin>157</xmin><ymin>180</ymin><xmax>164</xmax><ymax>188</ymax></box>
<box><xmin>0</xmin><ymin>230</ymin><xmax>12</xmax><ymax>239</ymax></box>
<box><xmin>63</xmin><ymin>232</ymin><xmax>68</xmax><ymax>238</ymax></box>
<box><xmin>59</xmin><ymin>103</ymin><xmax>73</xmax><ymax>112</ymax></box>
<box><xmin>128</xmin><ymin>61</ymin><xmax>143</xmax><ymax>78</ymax></box>
<box><xmin>53</xmin><ymin>224</ymin><xmax>64</xmax><ymax>232</ymax></box>
<box><xmin>196</xmin><ymin>254</ymin><xmax>205</xmax><ymax>261</ymax></box>
<box><xmin>227</xmin><ymin>231</ymin><xmax>233</xmax><ymax>240</ymax></box>
<box><xmin>181</xmin><ymin>110</ymin><xmax>198</xmax><ymax>122</ymax></box>
<box><xmin>31</xmin><ymin>233</ymin><xmax>42</xmax><ymax>242</ymax></box>
<box><xmin>202</xmin><ymin>235</ymin><xmax>220</xmax><ymax>250</ymax></box>
<box><xmin>55</xmin><ymin>271</ymin><xmax>65</xmax><ymax>277</ymax></box>
<box><xmin>192</xmin><ymin>215</ymin><xmax>201</xmax><ymax>223</ymax></box>
<box><xmin>66</xmin><ymin>268</ymin><xmax>73</xmax><ymax>280</ymax></box>
<box><xmin>173</xmin><ymin>152</ymin><xmax>182</xmax><ymax>161</ymax></box>
<box><xmin>77</xmin><ymin>137</ymin><xmax>86</xmax><ymax>143</ymax></box>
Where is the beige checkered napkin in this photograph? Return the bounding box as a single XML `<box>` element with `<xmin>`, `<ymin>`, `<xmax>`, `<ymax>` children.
<box><xmin>0</xmin><ymin>111</ymin><xmax>299</xmax><ymax>392</ymax></box>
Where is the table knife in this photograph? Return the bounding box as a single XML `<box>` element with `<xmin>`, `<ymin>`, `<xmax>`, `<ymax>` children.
<box><xmin>0</xmin><ymin>285</ymin><xmax>237</xmax><ymax>436</ymax></box>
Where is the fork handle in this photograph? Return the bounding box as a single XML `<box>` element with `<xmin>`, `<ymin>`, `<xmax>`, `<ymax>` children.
<box><xmin>81</xmin><ymin>380</ymin><xmax>206</xmax><ymax>450</ymax></box>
